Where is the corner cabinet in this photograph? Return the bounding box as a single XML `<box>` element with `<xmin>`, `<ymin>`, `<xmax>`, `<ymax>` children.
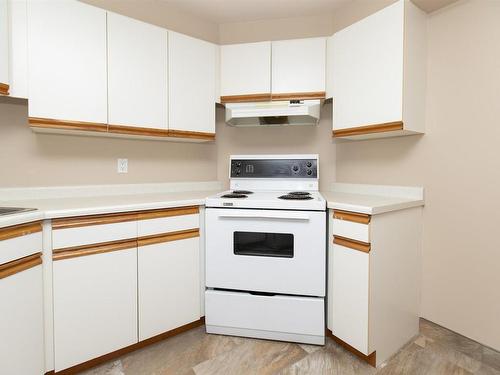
<box><xmin>107</xmin><ymin>12</ymin><xmax>168</xmax><ymax>135</ymax></box>
<box><xmin>331</xmin><ymin>0</ymin><xmax>427</xmax><ymax>140</ymax></box>
<box><xmin>0</xmin><ymin>0</ymin><xmax>9</xmax><ymax>95</ymax></box>
<box><xmin>168</xmin><ymin>31</ymin><xmax>217</xmax><ymax>138</ymax></box>
<box><xmin>27</xmin><ymin>0</ymin><xmax>108</xmax><ymax>129</ymax></box>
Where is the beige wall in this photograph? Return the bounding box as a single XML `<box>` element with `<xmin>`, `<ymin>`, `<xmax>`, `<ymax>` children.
<box><xmin>0</xmin><ymin>98</ymin><xmax>217</xmax><ymax>187</ymax></box>
<box><xmin>336</xmin><ymin>0</ymin><xmax>500</xmax><ymax>350</ymax></box>
<box><xmin>215</xmin><ymin>104</ymin><xmax>336</xmax><ymax>191</ymax></box>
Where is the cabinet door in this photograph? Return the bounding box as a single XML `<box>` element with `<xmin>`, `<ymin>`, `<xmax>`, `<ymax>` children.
<box><xmin>0</xmin><ymin>0</ymin><xmax>9</xmax><ymax>93</ymax></box>
<box><xmin>138</xmin><ymin>237</ymin><xmax>200</xmax><ymax>341</ymax></box>
<box><xmin>332</xmin><ymin>0</ymin><xmax>404</xmax><ymax>130</ymax></box>
<box><xmin>220</xmin><ymin>41</ymin><xmax>271</xmax><ymax>98</ymax></box>
<box><xmin>0</xmin><ymin>264</ymin><xmax>44</xmax><ymax>374</ymax></box>
<box><xmin>330</xmin><ymin>243</ymin><xmax>370</xmax><ymax>355</ymax></box>
<box><xmin>53</xmin><ymin>248</ymin><xmax>137</xmax><ymax>372</ymax></box>
<box><xmin>7</xmin><ymin>0</ymin><xmax>29</xmax><ymax>98</ymax></box>
<box><xmin>27</xmin><ymin>0</ymin><xmax>107</xmax><ymax>123</ymax></box>
<box><xmin>271</xmin><ymin>37</ymin><xmax>326</xmax><ymax>96</ymax></box>
<box><xmin>107</xmin><ymin>12</ymin><xmax>167</xmax><ymax>130</ymax></box>
<box><xmin>168</xmin><ymin>31</ymin><xmax>216</xmax><ymax>134</ymax></box>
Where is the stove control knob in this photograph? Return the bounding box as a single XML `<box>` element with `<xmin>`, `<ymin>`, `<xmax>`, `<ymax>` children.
<box><xmin>306</xmin><ymin>161</ymin><xmax>312</xmax><ymax>168</ymax></box>
<box><xmin>292</xmin><ymin>165</ymin><xmax>299</xmax><ymax>172</ymax></box>
<box><xmin>235</xmin><ymin>162</ymin><xmax>242</xmax><ymax>167</ymax></box>
<box><xmin>236</xmin><ymin>169</ymin><xmax>241</xmax><ymax>176</ymax></box>
<box><xmin>307</xmin><ymin>169</ymin><xmax>313</xmax><ymax>176</ymax></box>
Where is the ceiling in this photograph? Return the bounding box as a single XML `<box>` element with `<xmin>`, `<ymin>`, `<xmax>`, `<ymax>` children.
<box><xmin>159</xmin><ymin>0</ymin><xmax>458</xmax><ymax>24</ymax></box>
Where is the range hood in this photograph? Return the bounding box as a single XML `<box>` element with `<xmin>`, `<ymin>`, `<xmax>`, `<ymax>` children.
<box><xmin>225</xmin><ymin>100</ymin><xmax>321</xmax><ymax>127</ymax></box>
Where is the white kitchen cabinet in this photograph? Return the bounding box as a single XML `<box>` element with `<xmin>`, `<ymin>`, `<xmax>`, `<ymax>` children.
<box><xmin>271</xmin><ymin>37</ymin><xmax>326</xmax><ymax>98</ymax></box>
<box><xmin>107</xmin><ymin>12</ymin><xmax>167</xmax><ymax>131</ymax></box>
<box><xmin>7</xmin><ymin>0</ymin><xmax>28</xmax><ymax>98</ymax></box>
<box><xmin>138</xmin><ymin>236</ymin><xmax>200</xmax><ymax>341</ymax></box>
<box><xmin>220</xmin><ymin>41</ymin><xmax>271</xmax><ymax>101</ymax></box>
<box><xmin>0</xmin><ymin>261</ymin><xmax>45</xmax><ymax>374</ymax></box>
<box><xmin>53</xmin><ymin>247</ymin><xmax>138</xmax><ymax>372</ymax></box>
<box><xmin>27</xmin><ymin>0</ymin><xmax>107</xmax><ymax>125</ymax></box>
<box><xmin>168</xmin><ymin>31</ymin><xmax>216</xmax><ymax>135</ymax></box>
<box><xmin>0</xmin><ymin>0</ymin><xmax>9</xmax><ymax>94</ymax></box>
<box><xmin>331</xmin><ymin>0</ymin><xmax>426</xmax><ymax>139</ymax></box>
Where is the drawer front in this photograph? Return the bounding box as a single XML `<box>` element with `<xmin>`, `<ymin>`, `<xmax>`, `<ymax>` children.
<box><xmin>205</xmin><ymin>289</ymin><xmax>324</xmax><ymax>337</ymax></box>
<box><xmin>332</xmin><ymin>210</ymin><xmax>370</xmax><ymax>243</ymax></box>
<box><xmin>0</xmin><ymin>222</ymin><xmax>42</xmax><ymax>264</ymax></box>
<box><xmin>138</xmin><ymin>213</ymin><xmax>199</xmax><ymax>237</ymax></box>
<box><xmin>52</xmin><ymin>221</ymin><xmax>137</xmax><ymax>250</ymax></box>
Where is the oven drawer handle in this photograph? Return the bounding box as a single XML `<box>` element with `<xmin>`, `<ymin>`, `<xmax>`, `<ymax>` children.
<box><xmin>218</xmin><ymin>212</ymin><xmax>310</xmax><ymax>221</ymax></box>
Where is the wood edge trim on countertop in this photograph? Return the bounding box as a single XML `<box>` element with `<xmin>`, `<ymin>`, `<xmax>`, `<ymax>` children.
<box><xmin>220</xmin><ymin>93</ymin><xmax>272</xmax><ymax>103</ymax></box>
<box><xmin>137</xmin><ymin>206</ymin><xmax>200</xmax><ymax>220</ymax></box>
<box><xmin>326</xmin><ymin>329</ymin><xmax>376</xmax><ymax>367</ymax></box>
<box><xmin>333</xmin><ymin>236</ymin><xmax>371</xmax><ymax>253</ymax></box>
<box><xmin>333</xmin><ymin>210</ymin><xmax>371</xmax><ymax>224</ymax></box>
<box><xmin>0</xmin><ymin>82</ymin><xmax>10</xmax><ymax>95</ymax></box>
<box><xmin>29</xmin><ymin>117</ymin><xmax>108</xmax><ymax>132</ymax></box>
<box><xmin>138</xmin><ymin>228</ymin><xmax>199</xmax><ymax>247</ymax></box>
<box><xmin>52</xmin><ymin>212</ymin><xmax>138</xmax><ymax>230</ymax></box>
<box><xmin>53</xmin><ymin>239</ymin><xmax>137</xmax><ymax>261</ymax></box>
<box><xmin>0</xmin><ymin>221</ymin><xmax>42</xmax><ymax>241</ymax></box>
<box><xmin>332</xmin><ymin>121</ymin><xmax>404</xmax><ymax>138</ymax></box>
<box><xmin>0</xmin><ymin>252</ymin><xmax>42</xmax><ymax>279</ymax></box>
<box><xmin>53</xmin><ymin>317</ymin><xmax>205</xmax><ymax>375</ymax></box>
<box><xmin>108</xmin><ymin>124</ymin><xmax>170</xmax><ymax>137</ymax></box>
<box><xmin>271</xmin><ymin>91</ymin><xmax>326</xmax><ymax>101</ymax></box>
<box><xmin>167</xmin><ymin>129</ymin><xmax>215</xmax><ymax>141</ymax></box>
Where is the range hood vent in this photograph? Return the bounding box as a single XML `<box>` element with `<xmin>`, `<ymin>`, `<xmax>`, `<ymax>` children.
<box><xmin>225</xmin><ymin>100</ymin><xmax>321</xmax><ymax>127</ymax></box>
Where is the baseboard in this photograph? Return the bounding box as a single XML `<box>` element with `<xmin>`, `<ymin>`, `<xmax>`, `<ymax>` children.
<box><xmin>53</xmin><ymin>317</ymin><xmax>205</xmax><ymax>375</ymax></box>
<box><xmin>325</xmin><ymin>329</ymin><xmax>376</xmax><ymax>367</ymax></box>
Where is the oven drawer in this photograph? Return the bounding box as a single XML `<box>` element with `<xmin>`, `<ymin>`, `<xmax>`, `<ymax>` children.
<box><xmin>205</xmin><ymin>289</ymin><xmax>324</xmax><ymax>339</ymax></box>
<box><xmin>332</xmin><ymin>210</ymin><xmax>370</xmax><ymax>243</ymax></box>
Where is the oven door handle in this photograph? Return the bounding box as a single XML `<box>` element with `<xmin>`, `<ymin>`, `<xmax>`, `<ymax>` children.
<box><xmin>218</xmin><ymin>212</ymin><xmax>310</xmax><ymax>221</ymax></box>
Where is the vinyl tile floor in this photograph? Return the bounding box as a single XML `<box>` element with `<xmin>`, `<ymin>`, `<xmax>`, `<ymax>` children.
<box><xmin>81</xmin><ymin>319</ymin><xmax>500</xmax><ymax>375</ymax></box>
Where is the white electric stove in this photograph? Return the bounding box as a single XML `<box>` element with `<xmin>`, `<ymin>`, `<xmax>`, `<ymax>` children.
<box><xmin>205</xmin><ymin>154</ymin><xmax>326</xmax><ymax>345</ymax></box>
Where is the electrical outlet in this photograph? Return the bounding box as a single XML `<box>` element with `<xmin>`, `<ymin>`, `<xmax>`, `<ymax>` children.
<box><xmin>117</xmin><ymin>158</ymin><xmax>128</xmax><ymax>173</ymax></box>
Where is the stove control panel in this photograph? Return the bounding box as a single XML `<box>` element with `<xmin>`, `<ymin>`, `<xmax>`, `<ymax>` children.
<box><xmin>230</xmin><ymin>159</ymin><xmax>318</xmax><ymax>178</ymax></box>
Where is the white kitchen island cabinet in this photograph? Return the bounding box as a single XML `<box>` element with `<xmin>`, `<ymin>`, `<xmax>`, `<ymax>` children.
<box><xmin>0</xmin><ymin>222</ymin><xmax>45</xmax><ymax>375</ymax></box>
<box><xmin>168</xmin><ymin>31</ymin><xmax>217</xmax><ymax>137</ymax></box>
<box><xmin>107</xmin><ymin>12</ymin><xmax>168</xmax><ymax>134</ymax></box>
<box><xmin>331</xmin><ymin>0</ymin><xmax>427</xmax><ymax>140</ymax></box>
<box><xmin>327</xmin><ymin>207</ymin><xmax>422</xmax><ymax>367</ymax></box>
<box><xmin>27</xmin><ymin>0</ymin><xmax>108</xmax><ymax>130</ymax></box>
<box><xmin>271</xmin><ymin>37</ymin><xmax>326</xmax><ymax>100</ymax></box>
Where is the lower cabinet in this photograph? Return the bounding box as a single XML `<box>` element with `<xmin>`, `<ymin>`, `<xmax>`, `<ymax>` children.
<box><xmin>53</xmin><ymin>245</ymin><xmax>138</xmax><ymax>372</ymax></box>
<box><xmin>138</xmin><ymin>235</ymin><xmax>200</xmax><ymax>341</ymax></box>
<box><xmin>0</xmin><ymin>258</ymin><xmax>45</xmax><ymax>374</ymax></box>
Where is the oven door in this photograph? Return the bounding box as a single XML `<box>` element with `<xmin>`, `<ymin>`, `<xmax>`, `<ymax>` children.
<box><xmin>206</xmin><ymin>208</ymin><xmax>326</xmax><ymax>296</ymax></box>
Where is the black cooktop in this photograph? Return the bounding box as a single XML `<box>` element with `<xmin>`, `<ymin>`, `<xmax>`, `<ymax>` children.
<box><xmin>221</xmin><ymin>193</ymin><xmax>248</xmax><ymax>199</ymax></box>
<box><xmin>278</xmin><ymin>194</ymin><xmax>313</xmax><ymax>200</ymax></box>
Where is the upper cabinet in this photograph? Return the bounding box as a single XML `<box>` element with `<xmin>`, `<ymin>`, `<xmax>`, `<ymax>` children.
<box><xmin>27</xmin><ymin>0</ymin><xmax>108</xmax><ymax>128</ymax></box>
<box><xmin>0</xmin><ymin>0</ymin><xmax>9</xmax><ymax>95</ymax></box>
<box><xmin>331</xmin><ymin>0</ymin><xmax>427</xmax><ymax>140</ymax></box>
<box><xmin>168</xmin><ymin>31</ymin><xmax>217</xmax><ymax>137</ymax></box>
<box><xmin>220</xmin><ymin>41</ymin><xmax>271</xmax><ymax>102</ymax></box>
<box><xmin>271</xmin><ymin>37</ymin><xmax>326</xmax><ymax>100</ymax></box>
<box><xmin>107</xmin><ymin>12</ymin><xmax>168</xmax><ymax>134</ymax></box>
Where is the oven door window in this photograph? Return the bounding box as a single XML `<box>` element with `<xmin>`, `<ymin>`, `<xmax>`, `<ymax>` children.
<box><xmin>233</xmin><ymin>231</ymin><xmax>294</xmax><ymax>258</ymax></box>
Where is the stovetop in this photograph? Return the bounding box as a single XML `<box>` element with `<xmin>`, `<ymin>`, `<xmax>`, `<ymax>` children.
<box><xmin>206</xmin><ymin>190</ymin><xmax>326</xmax><ymax>211</ymax></box>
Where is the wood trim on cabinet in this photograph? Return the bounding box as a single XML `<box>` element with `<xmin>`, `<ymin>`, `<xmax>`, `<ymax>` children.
<box><xmin>0</xmin><ymin>82</ymin><xmax>10</xmax><ymax>95</ymax></box>
<box><xmin>52</xmin><ymin>239</ymin><xmax>137</xmax><ymax>261</ymax></box>
<box><xmin>0</xmin><ymin>252</ymin><xmax>42</xmax><ymax>279</ymax></box>
<box><xmin>108</xmin><ymin>124</ymin><xmax>170</xmax><ymax>137</ymax></box>
<box><xmin>138</xmin><ymin>228</ymin><xmax>199</xmax><ymax>247</ymax></box>
<box><xmin>333</xmin><ymin>210</ymin><xmax>371</xmax><ymax>224</ymax></box>
<box><xmin>53</xmin><ymin>317</ymin><xmax>205</xmax><ymax>375</ymax></box>
<box><xmin>0</xmin><ymin>221</ymin><xmax>42</xmax><ymax>241</ymax></box>
<box><xmin>271</xmin><ymin>91</ymin><xmax>326</xmax><ymax>101</ymax></box>
<box><xmin>168</xmin><ymin>129</ymin><xmax>215</xmax><ymax>141</ymax></box>
<box><xmin>332</xmin><ymin>121</ymin><xmax>404</xmax><ymax>138</ymax></box>
<box><xmin>333</xmin><ymin>235</ymin><xmax>371</xmax><ymax>253</ymax></box>
<box><xmin>220</xmin><ymin>93</ymin><xmax>272</xmax><ymax>103</ymax></box>
<box><xmin>137</xmin><ymin>206</ymin><xmax>199</xmax><ymax>220</ymax></box>
<box><xmin>29</xmin><ymin>117</ymin><xmax>108</xmax><ymax>132</ymax></box>
<box><xmin>326</xmin><ymin>329</ymin><xmax>376</xmax><ymax>367</ymax></box>
<box><xmin>52</xmin><ymin>212</ymin><xmax>137</xmax><ymax>230</ymax></box>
